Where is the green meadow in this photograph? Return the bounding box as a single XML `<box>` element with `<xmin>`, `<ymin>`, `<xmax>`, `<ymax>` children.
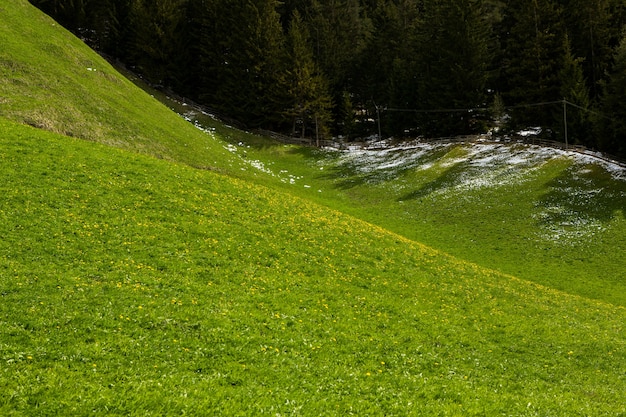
<box><xmin>212</xmin><ymin>137</ymin><xmax>626</xmax><ymax>307</ymax></box>
<box><xmin>1</xmin><ymin>1</ymin><xmax>625</xmax><ymax>415</ymax></box>
<box><xmin>0</xmin><ymin>0</ymin><xmax>242</xmax><ymax>172</ymax></box>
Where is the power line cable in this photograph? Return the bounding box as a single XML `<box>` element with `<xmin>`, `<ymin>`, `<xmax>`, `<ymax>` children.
<box><xmin>383</xmin><ymin>99</ymin><xmax>615</xmax><ymax>122</ymax></box>
<box><xmin>386</xmin><ymin>107</ymin><xmax>488</xmax><ymax>113</ymax></box>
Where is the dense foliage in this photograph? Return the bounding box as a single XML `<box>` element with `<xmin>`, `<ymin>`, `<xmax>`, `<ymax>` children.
<box><xmin>29</xmin><ymin>0</ymin><xmax>626</xmax><ymax>154</ymax></box>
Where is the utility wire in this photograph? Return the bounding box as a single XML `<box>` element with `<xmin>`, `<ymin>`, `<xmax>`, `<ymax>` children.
<box><xmin>504</xmin><ymin>100</ymin><xmax>563</xmax><ymax>109</ymax></box>
<box><xmin>386</xmin><ymin>107</ymin><xmax>488</xmax><ymax>113</ymax></box>
<box><xmin>386</xmin><ymin>100</ymin><xmax>562</xmax><ymax>113</ymax></box>
<box><xmin>384</xmin><ymin>99</ymin><xmax>615</xmax><ymax>122</ymax></box>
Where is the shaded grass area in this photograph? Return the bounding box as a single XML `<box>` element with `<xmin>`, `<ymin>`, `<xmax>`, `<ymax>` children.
<box><xmin>537</xmin><ymin>163</ymin><xmax>625</xmax><ymax>229</ymax></box>
<box><xmin>2</xmin><ymin>118</ymin><xmax>626</xmax><ymax>416</ymax></box>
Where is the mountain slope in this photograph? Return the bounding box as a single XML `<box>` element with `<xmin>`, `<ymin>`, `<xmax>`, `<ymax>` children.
<box><xmin>209</xmin><ymin>134</ymin><xmax>626</xmax><ymax>306</ymax></box>
<box><xmin>7</xmin><ymin>0</ymin><xmax>624</xmax><ymax>308</ymax></box>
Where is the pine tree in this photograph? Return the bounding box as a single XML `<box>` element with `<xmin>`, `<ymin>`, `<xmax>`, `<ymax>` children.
<box><xmin>29</xmin><ymin>0</ymin><xmax>132</xmax><ymax>56</ymax></box>
<box><xmin>352</xmin><ymin>0</ymin><xmax>421</xmax><ymax>136</ymax></box>
<box><xmin>562</xmin><ymin>0</ymin><xmax>614</xmax><ymax>98</ymax></box>
<box><xmin>497</xmin><ymin>0</ymin><xmax>566</xmax><ymax>131</ymax></box>
<box><xmin>127</xmin><ymin>0</ymin><xmax>189</xmax><ymax>88</ymax></box>
<box><xmin>559</xmin><ymin>35</ymin><xmax>592</xmax><ymax>145</ymax></box>
<box><xmin>29</xmin><ymin>0</ymin><xmax>88</xmax><ymax>31</ymax></box>
<box><xmin>283</xmin><ymin>11</ymin><xmax>332</xmax><ymax>141</ymax></box>
<box><xmin>196</xmin><ymin>0</ymin><xmax>288</xmax><ymax>128</ymax></box>
<box><xmin>608</xmin><ymin>0</ymin><xmax>626</xmax><ymax>38</ymax></box>
<box><xmin>390</xmin><ymin>0</ymin><xmax>493</xmax><ymax>136</ymax></box>
<box><xmin>385</xmin><ymin>0</ymin><xmax>427</xmax><ymax>135</ymax></box>
<box><xmin>306</xmin><ymin>0</ymin><xmax>371</xmax><ymax>135</ymax></box>
<box><xmin>277</xmin><ymin>0</ymin><xmax>313</xmax><ymax>28</ymax></box>
<box><xmin>89</xmin><ymin>0</ymin><xmax>133</xmax><ymax>56</ymax></box>
<box><xmin>597</xmin><ymin>34</ymin><xmax>626</xmax><ymax>156</ymax></box>
<box><xmin>306</xmin><ymin>0</ymin><xmax>370</xmax><ymax>89</ymax></box>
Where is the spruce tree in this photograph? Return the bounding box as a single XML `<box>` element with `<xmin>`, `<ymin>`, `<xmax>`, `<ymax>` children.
<box><xmin>498</xmin><ymin>0</ymin><xmax>566</xmax><ymax>131</ymax></box>
<box><xmin>393</xmin><ymin>0</ymin><xmax>493</xmax><ymax>136</ymax></box>
<box><xmin>29</xmin><ymin>0</ymin><xmax>131</xmax><ymax>56</ymax></box>
<box><xmin>306</xmin><ymin>0</ymin><xmax>371</xmax><ymax>135</ymax></box>
<box><xmin>127</xmin><ymin>0</ymin><xmax>189</xmax><ymax>88</ymax></box>
<box><xmin>608</xmin><ymin>0</ymin><xmax>626</xmax><ymax>37</ymax></box>
<box><xmin>562</xmin><ymin>0</ymin><xmax>614</xmax><ymax>98</ymax></box>
<box><xmin>353</xmin><ymin>0</ymin><xmax>421</xmax><ymax>136</ymax></box>
<box><xmin>29</xmin><ymin>0</ymin><xmax>88</xmax><ymax>32</ymax></box>
<box><xmin>284</xmin><ymin>11</ymin><xmax>332</xmax><ymax>140</ymax></box>
<box><xmin>559</xmin><ymin>35</ymin><xmax>592</xmax><ymax>145</ymax></box>
<box><xmin>386</xmin><ymin>1</ymin><xmax>425</xmax><ymax>134</ymax></box>
<box><xmin>597</xmin><ymin>34</ymin><xmax>626</xmax><ymax>156</ymax></box>
<box><xmin>306</xmin><ymin>0</ymin><xmax>370</xmax><ymax>89</ymax></box>
<box><xmin>89</xmin><ymin>0</ymin><xmax>133</xmax><ymax>56</ymax></box>
<box><xmin>197</xmin><ymin>0</ymin><xmax>288</xmax><ymax>128</ymax></box>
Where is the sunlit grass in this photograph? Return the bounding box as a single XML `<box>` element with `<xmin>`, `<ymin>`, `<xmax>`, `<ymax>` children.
<box><xmin>2</xmin><ymin>118</ymin><xmax>625</xmax><ymax>415</ymax></box>
<box><xmin>0</xmin><ymin>0</ymin><xmax>241</xmax><ymax>173</ymax></box>
<box><xmin>1</xmin><ymin>1</ymin><xmax>626</xmax><ymax>414</ymax></box>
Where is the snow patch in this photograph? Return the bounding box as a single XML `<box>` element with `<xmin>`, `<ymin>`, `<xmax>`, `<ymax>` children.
<box><xmin>336</xmin><ymin>140</ymin><xmax>626</xmax><ymax>190</ymax></box>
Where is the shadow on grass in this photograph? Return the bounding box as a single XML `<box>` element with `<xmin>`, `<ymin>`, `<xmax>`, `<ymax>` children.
<box><xmin>321</xmin><ymin>163</ymin><xmax>425</xmax><ymax>191</ymax></box>
<box><xmin>319</xmin><ymin>145</ymin><xmax>457</xmax><ymax>191</ymax></box>
<box><xmin>319</xmin><ymin>166</ymin><xmax>371</xmax><ymax>190</ymax></box>
<box><xmin>397</xmin><ymin>162</ymin><xmax>469</xmax><ymax>201</ymax></box>
<box><xmin>535</xmin><ymin>163</ymin><xmax>626</xmax><ymax>227</ymax></box>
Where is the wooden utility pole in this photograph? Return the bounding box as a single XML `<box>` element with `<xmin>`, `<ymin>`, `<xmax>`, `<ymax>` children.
<box><xmin>374</xmin><ymin>103</ymin><xmax>382</xmax><ymax>141</ymax></box>
<box><xmin>315</xmin><ymin>114</ymin><xmax>319</xmax><ymax>147</ymax></box>
<box><xmin>563</xmin><ymin>98</ymin><xmax>568</xmax><ymax>149</ymax></box>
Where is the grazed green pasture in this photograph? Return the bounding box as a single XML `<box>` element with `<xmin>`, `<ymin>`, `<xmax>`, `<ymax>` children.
<box><xmin>0</xmin><ymin>0</ymin><xmax>240</xmax><ymax>172</ymax></box>
<box><xmin>1</xmin><ymin>1</ymin><xmax>626</xmax><ymax>415</ymax></box>
<box><xmin>1</xmin><ymin>118</ymin><xmax>625</xmax><ymax>416</ymax></box>
<box><xmin>217</xmin><ymin>139</ymin><xmax>626</xmax><ymax>307</ymax></box>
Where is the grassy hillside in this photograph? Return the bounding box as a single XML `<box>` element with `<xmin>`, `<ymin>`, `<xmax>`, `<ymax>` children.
<box><xmin>1</xmin><ymin>1</ymin><xmax>626</xmax><ymax>415</ymax></box>
<box><xmin>0</xmin><ymin>0</ymin><xmax>245</xmax><ymax>173</ymax></box>
<box><xmin>200</xmin><ymin>132</ymin><xmax>626</xmax><ymax>307</ymax></box>
<box><xmin>146</xmin><ymin>89</ymin><xmax>626</xmax><ymax>307</ymax></box>
<box><xmin>6</xmin><ymin>0</ymin><xmax>623</xmax><ymax>308</ymax></box>
<box><xmin>2</xmin><ymin>117</ymin><xmax>626</xmax><ymax>415</ymax></box>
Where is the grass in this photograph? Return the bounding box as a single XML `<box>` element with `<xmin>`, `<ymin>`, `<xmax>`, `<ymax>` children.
<box><xmin>1</xmin><ymin>1</ymin><xmax>626</xmax><ymax>415</ymax></box>
<box><xmin>2</xmin><ymin>118</ymin><xmax>626</xmax><ymax>416</ymax></box>
<box><xmin>0</xmin><ymin>0</ymin><xmax>242</xmax><ymax>173</ymax></box>
<box><xmin>214</xmin><ymin>139</ymin><xmax>626</xmax><ymax>307</ymax></box>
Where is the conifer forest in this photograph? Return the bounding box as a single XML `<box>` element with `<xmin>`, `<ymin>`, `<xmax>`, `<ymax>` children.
<box><xmin>29</xmin><ymin>0</ymin><xmax>626</xmax><ymax>156</ymax></box>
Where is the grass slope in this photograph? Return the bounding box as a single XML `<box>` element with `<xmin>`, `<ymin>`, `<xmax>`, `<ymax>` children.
<box><xmin>209</xmin><ymin>136</ymin><xmax>626</xmax><ymax>307</ymax></box>
<box><xmin>7</xmin><ymin>0</ymin><xmax>622</xmax><ymax>308</ymax></box>
<box><xmin>1</xmin><ymin>1</ymin><xmax>626</xmax><ymax>415</ymax></box>
<box><xmin>0</xmin><ymin>0</ymin><xmax>242</xmax><ymax>173</ymax></box>
<box><xmin>2</xmin><ymin>118</ymin><xmax>626</xmax><ymax>416</ymax></box>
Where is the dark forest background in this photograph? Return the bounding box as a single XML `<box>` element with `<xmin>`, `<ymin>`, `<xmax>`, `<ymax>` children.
<box><xmin>28</xmin><ymin>0</ymin><xmax>626</xmax><ymax>155</ymax></box>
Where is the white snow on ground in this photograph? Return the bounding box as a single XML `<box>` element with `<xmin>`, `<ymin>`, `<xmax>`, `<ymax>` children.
<box><xmin>335</xmin><ymin>140</ymin><xmax>626</xmax><ymax>188</ymax></box>
<box><xmin>336</xmin><ymin>142</ymin><xmax>452</xmax><ymax>183</ymax></box>
<box><xmin>453</xmin><ymin>144</ymin><xmax>562</xmax><ymax>191</ymax></box>
<box><xmin>247</xmin><ymin>159</ymin><xmax>274</xmax><ymax>175</ymax></box>
<box><xmin>179</xmin><ymin>100</ymin><xmax>625</xmax><ymax>245</ymax></box>
<box><xmin>334</xmin><ymin>140</ymin><xmax>626</xmax><ymax>245</ymax></box>
<box><xmin>181</xmin><ymin>112</ymin><xmax>217</xmax><ymax>136</ymax></box>
<box><xmin>221</xmin><ymin>141</ymin><xmax>278</xmax><ymax>177</ymax></box>
<box><xmin>533</xmin><ymin>208</ymin><xmax>606</xmax><ymax>244</ymax></box>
